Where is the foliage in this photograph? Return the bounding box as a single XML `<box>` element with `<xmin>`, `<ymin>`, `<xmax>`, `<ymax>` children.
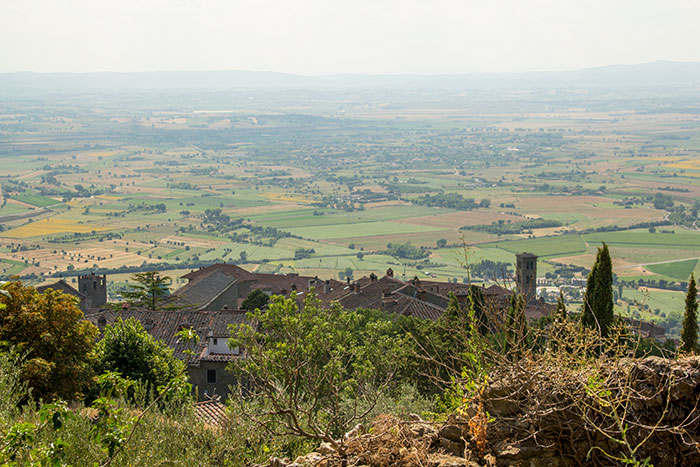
<box><xmin>293</xmin><ymin>247</ymin><xmax>315</xmax><ymax>259</ymax></box>
<box><xmin>0</xmin><ymin>351</ymin><xmax>27</xmax><ymax>427</ymax></box>
<box><xmin>0</xmin><ymin>281</ymin><xmax>97</xmax><ymax>400</ymax></box>
<box><xmin>413</xmin><ymin>192</ymin><xmax>480</xmax><ymax>211</ymax></box>
<box><xmin>461</xmin><ymin>218</ymin><xmax>563</xmax><ymax>235</ymax></box>
<box><xmin>384</xmin><ymin>242</ymin><xmax>429</xmax><ymax>260</ymax></box>
<box><xmin>240</xmin><ymin>289</ymin><xmax>270</xmax><ymax>311</ymax></box>
<box><xmin>504</xmin><ymin>293</ymin><xmax>527</xmax><ymax>360</ymax></box>
<box><xmin>680</xmin><ymin>274</ymin><xmax>699</xmax><ymax>354</ymax></box>
<box><xmin>582</xmin><ymin>243</ymin><xmax>614</xmax><ymax>337</ymax></box>
<box><xmin>338</xmin><ymin>267</ymin><xmax>354</xmax><ymax>281</ymax></box>
<box><xmin>93</xmin><ymin>318</ymin><xmax>184</xmax><ymax>396</ymax></box>
<box><xmin>556</xmin><ymin>291</ymin><xmax>567</xmax><ymax>320</ymax></box>
<box><xmin>228</xmin><ymin>293</ymin><xmax>407</xmax><ymax>451</ymax></box>
<box><xmin>118</xmin><ymin>271</ymin><xmax>171</xmax><ymax>311</ymax></box>
<box><xmin>469</xmin><ymin>259</ymin><xmax>512</xmax><ymax>280</ymax></box>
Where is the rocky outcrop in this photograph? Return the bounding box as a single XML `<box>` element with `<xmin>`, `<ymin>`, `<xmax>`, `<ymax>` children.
<box><xmin>258</xmin><ymin>357</ymin><xmax>700</xmax><ymax>467</ymax></box>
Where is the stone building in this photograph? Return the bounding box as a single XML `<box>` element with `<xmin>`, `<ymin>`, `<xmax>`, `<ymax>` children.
<box><xmin>515</xmin><ymin>253</ymin><xmax>537</xmax><ymax>305</ymax></box>
<box><xmin>78</xmin><ymin>273</ymin><xmax>108</xmax><ymax>309</ymax></box>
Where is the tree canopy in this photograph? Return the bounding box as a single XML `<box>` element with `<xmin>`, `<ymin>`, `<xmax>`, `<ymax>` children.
<box><xmin>0</xmin><ymin>281</ymin><xmax>98</xmax><ymax>400</ymax></box>
<box><xmin>240</xmin><ymin>289</ymin><xmax>270</xmax><ymax>311</ymax></box>
<box><xmin>119</xmin><ymin>271</ymin><xmax>172</xmax><ymax>311</ymax></box>
<box><xmin>93</xmin><ymin>317</ymin><xmax>184</xmax><ymax>391</ymax></box>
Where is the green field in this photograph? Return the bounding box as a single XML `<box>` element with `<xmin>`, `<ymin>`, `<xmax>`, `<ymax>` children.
<box><xmin>646</xmin><ymin>259</ymin><xmax>698</xmax><ymax>281</ymax></box>
<box><xmin>584</xmin><ymin>230</ymin><xmax>700</xmax><ymax>249</ymax></box>
<box><xmin>3</xmin><ymin>88</ymin><xmax>700</xmax><ymax>338</ymax></box>
<box><xmin>492</xmin><ymin>235</ymin><xmax>588</xmax><ymax>258</ymax></box>
<box><xmin>0</xmin><ymin>203</ymin><xmax>29</xmax><ymax>216</ymax></box>
<box><xmin>0</xmin><ymin>259</ymin><xmax>25</xmax><ymax>276</ymax></box>
<box><xmin>11</xmin><ymin>192</ymin><xmax>61</xmax><ymax>207</ymax></box>
<box><xmin>284</xmin><ymin>221</ymin><xmax>448</xmax><ymax>239</ymax></box>
<box><xmin>255</xmin><ymin>205</ymin><xmax>446</xmax><ymax>228</ymax></box>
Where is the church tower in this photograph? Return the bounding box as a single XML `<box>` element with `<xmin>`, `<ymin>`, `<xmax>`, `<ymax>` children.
<box><xmin>515</xmin><ymin>253</ymin><xmax>537</xmax><ymax>305</ymax></box>
<box><xmin>78</xmin><ymin>273</ymin><xmax>107</xmax><ymax>309</ymax></box>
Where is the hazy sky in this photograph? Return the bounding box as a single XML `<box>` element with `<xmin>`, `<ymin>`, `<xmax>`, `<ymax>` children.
<box><xmin>1</xmin><ymin>0</ymin><xmax>699</xmax><ymax>74</ymax></box>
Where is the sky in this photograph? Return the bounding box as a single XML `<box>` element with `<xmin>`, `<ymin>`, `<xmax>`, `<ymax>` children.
<box><xmin>1</xmin><ymin>0</ymin><xmax>699</xmax><ymax>75</ymax></box>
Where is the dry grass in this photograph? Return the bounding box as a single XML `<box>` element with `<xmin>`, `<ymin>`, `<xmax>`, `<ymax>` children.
<box><xmin>2</xmin><ymin>218</ymin><xmax>110</xmax><ymax>238</ymax></box>
<box><xmin>261</xmin><ymin>192</ymin><xmax>314</xmax><ymax>203</ymax></box>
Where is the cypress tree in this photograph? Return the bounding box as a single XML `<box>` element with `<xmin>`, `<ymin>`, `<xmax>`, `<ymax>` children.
<box><xmin>594</xmin><ymin>243</ymin><xmax>614</xmax><ymax>337</ymax></box>
<box><xmin>582</xmin><ymin>243</ymin><xmax>614</xmax><ymax>336</ymax></box>
<box><xmin>680</xmin><ymin>274</ymin><xmax>699</xmax><ymax>354</ymax></box>
<box><xmin>582</xmin><ymin>262</ymin><xmax>598</xmax><ymax>329</ymax></box>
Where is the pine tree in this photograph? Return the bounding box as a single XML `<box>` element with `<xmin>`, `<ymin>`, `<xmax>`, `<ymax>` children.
<box><xmin>680</xmin><ymin>274</ymin><xmax>699</xmax><ymax>354</ymax></box>
<box><xmin>120</xmin><ymin>271</ymin><xmax>172</xmax><ymax>311</ymax></box>
<box><xmin>582</xmin><ymin>243</ymin><xmax>614</xmax><ymax>336</ymax></box>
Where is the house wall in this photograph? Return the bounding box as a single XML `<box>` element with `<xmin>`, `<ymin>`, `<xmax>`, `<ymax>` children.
<box><xmin>188</xmin><ymin>361</ymin><xmax>237</xmax><ymax>401</ymax></box>
<box><xmin>206</xmin><ymin>283</ymin><xmax>241</xmax><ymax>311</ymax></box>
<box><xmin>208</xmin><ymin>337</ymin><xmax>239</xmax><ymax>354</ymax></box>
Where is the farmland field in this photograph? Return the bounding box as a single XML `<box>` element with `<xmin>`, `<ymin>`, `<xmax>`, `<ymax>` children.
<box><xmin>1</xmin><ymin>84</ymin><xmax>700</xmax><ymax>337</ymax></box>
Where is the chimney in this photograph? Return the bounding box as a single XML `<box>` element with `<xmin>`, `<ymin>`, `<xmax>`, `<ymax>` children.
<box><xmin>324</xmin><ymin>280</ymin><xmax>331</xmax><ymax>294</ymax></box>
<box><xmin>386</xmin><ymin>268</ymin><xmax>394</xmax><ymax>277</ymax></box>
<box><xmin>353</xmin><ymin>282</ymin><xmax>361</xmax><ymax>293</ymax></box>
<box><xmin>308</xmin><ymin>276</ymin><xmax>319</xmax><ymax>289</ymax></box>
<box><xmin>369</xmin><ymin>273</ymin><xmax>378</xmax><ymax>283</ymax></box>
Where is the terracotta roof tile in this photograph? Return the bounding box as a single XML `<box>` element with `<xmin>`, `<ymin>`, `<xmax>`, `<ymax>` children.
<box><xmin>169</xmin><ymin>271</ymin><xmax>236</xmax><ymax>310</ymax></box>
<box><xmin>85</xmin><ymin>309</ymin><xmax>252</xmax><ymax>361</ymax></box>
<box><xmin>37</xmin><ymin>280</ymin><xmax>85</xmax><ymax>299</ymax></box>
<box><xmin>181</xmin><ymin>263</ymin><xmax>258</xmax><ymax>283</ymax></box>
<box><xmin>194</xmin><ymin>399</ymin><xmax>228</xmax><ymax>427</ymax></box>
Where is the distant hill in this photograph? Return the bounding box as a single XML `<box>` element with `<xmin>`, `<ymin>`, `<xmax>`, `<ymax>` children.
<box><xmin>1</xmin><ymin>61</ymin><xmax>699</xmax><ymax>92</ymax></box>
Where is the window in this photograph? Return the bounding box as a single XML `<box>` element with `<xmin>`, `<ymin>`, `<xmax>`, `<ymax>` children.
<box><xmin>206</xmin><ymin>369</ymin><xmax>216</xmax><ymax>384</ymax></box>
<box><xmin>213</xmin><ymin>338</ymin><xmax>218</xmax><ymax>345</ymax></box>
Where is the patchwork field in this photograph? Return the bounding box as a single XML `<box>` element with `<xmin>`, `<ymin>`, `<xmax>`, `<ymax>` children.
<box><xmin>3</xmin><ymin>218</ymin><xmax>111</xmax><ymax>238</ymax></box>
<box><xmin>2</xmin><ymin>93</ymin><xmax>700</xmax><ymax>337</ymax></box>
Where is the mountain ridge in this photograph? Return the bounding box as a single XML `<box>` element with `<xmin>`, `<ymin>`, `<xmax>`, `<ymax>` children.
<box><xmin>2</xmin><ymin>60</ymin><xmax>700</xmax><ymax>91</ymax></box>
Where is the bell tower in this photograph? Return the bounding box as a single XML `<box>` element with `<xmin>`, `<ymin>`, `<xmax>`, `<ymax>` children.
<box><xmin>78</xmin><ymin>273</ymin><xmax>107</xmax><ymax>309</ymax></box>
<box><xmin>515</xmin><ymin>253</ymin><xmax>537</xmax><ymax>305</ymax></box>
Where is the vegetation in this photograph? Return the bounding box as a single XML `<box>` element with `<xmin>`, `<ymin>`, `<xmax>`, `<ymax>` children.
<box><xmin>240</xmin><ymin>289</ymin><xmax>270</xmax><ymax>311</ymax></box>
<box><xmin>461</xmin><ymin>218</ymin><xmax>563</xmax><ymax>235</ymax></box>
<box><xmin>582</xmin><ymin>243</ymin><xmax>614</xmax><ymax>337</ymax></box>
<box><xmin>118</xmin><ymin>271</ymin><xmax>171</xmax><ymax>311</ymax></box>
<box><xmin>384</xmin><ymin>242</ymin><xmax>429</xmax><ymax>260</ymax></box>
<box><xmin>229</xmin><ymin>294</ymin><xmax>409</xmax><ymax>451</ymax></box>
<box><xmin>0</xmin><ymin>281</ymin><xmax>97</xmax><ymax>400</ymax></box>
<box><xmin>93</xmin><ymin>317</ymin><xmax>185</xmax><ymax>393</ymax></box>
<box><xmin>680</xmin><ymin>274</ymin><xmax>699</xmax><ymax>354</ymax></box>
